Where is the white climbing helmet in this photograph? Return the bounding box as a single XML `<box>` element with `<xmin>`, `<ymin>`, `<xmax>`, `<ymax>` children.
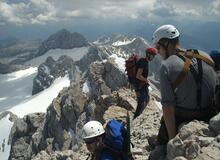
<box><xmin>152</xmin><ymin>24</ymin><xmax>180</xmax><ymax>45</ymax></box>
<box><xmin>82</xmin><ymin>121</ymin><xmax>105</xmax><ymax>139</ymax></box>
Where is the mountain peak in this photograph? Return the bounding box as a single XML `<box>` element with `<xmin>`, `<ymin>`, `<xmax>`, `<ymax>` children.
<box><xmin>49</xmin><ymin>29</ymin><xmax>71</xmax><ymax>39</ymax></box>
<box><xmin>37</xmin><ymin>29</ymin><xmax>90</xmax><ymax>56</ymax></box>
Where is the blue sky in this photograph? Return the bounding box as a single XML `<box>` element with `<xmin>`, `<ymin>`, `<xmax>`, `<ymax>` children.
<box><xmin>0</xmin><ymin>0</ymin><xmax>220</xmax><ymax>41</ymax></box>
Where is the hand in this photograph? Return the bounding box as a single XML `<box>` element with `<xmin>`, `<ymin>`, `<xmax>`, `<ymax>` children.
<box><xmin>145</xmin><ymin>79</ymin><xmax>149</xmax><ymax>84</ymax></box>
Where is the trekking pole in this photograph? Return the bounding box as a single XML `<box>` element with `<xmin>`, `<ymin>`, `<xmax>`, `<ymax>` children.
<box><xmin>126</xmin><ymin>111</ymin><xmax>134</xmax><ymax>159</ymax></box>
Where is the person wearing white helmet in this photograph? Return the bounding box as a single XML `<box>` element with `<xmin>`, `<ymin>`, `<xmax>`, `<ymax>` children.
<box><xmin>152</xmin><ymin>24</ymin><xmax>217</xmax><ymax>146</ymax></box>
<box><xmin>82</xmin><ymin>120</ymin><xmax>114</xmax><ymax>160</ymax></box>
<box><xmin>152</xmin><ymin>24</ymin><xmax>180</xmax><ymax>59</ymax></box>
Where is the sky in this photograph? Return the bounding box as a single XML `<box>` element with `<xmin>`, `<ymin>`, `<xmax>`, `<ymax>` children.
<box><xmin>0</xmin><ymin>0</ymin><xmax>220</xmax><ymax>42</ymax></box>
<box><xmin>1</xmin><ymin>0</ymin><xmax>220</xmax><ymax>25</ymax></box>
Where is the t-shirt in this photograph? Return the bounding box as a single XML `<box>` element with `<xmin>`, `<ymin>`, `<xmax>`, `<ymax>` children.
<box><xmin>136</xmin><ymin>58</ymin><xmax>149</xmax><ymax>79</ymax></box>
<box><xmin>159</xmin><ymin>50</ymin><xmax>217</xmax><ymax>110</ymax></box>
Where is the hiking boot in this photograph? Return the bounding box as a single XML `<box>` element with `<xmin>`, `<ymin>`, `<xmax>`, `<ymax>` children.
<box><xmin>148</xmin><ymin>135</ymin><xmax>158</xmax><ymax>150</ymax></box>
<box><xmin>149</xmin><ymin>145</ymin><xmax>166</xmax><ymax>160</ymax></box>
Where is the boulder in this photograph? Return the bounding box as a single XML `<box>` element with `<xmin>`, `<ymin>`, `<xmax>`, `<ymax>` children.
<box><xmin>167</xmin><ymin>120</ymin><xmax>218</xmax><ymax>160</ymax></box>
<box><xmin>209</xmin><ymin>112</ymin><xmax>220</xmax><ymax>134</ymax></box>
<box><xmin>9</xmin><ymin>137</ymin><xmax>32</xmax><ymax>160</ymax></box>
<box><xmin>76</xmin><ymin>46</ymin><xmax>108</xmax><ymax>72</ymax></box>
<box><xmin>9</xmin><ymin>113</ymin><xmax>46</xmax><ymax>160</ymax></box>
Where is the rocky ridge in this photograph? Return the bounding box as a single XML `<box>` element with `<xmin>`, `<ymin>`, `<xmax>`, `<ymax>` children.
<box><xmin>1</xmin><ymin>32</ymin><xmax>220</xmax><ymax>160</ymax></box>
<box><xmin>8</xmin><ymin>54</ymin><xmax>134</xmax><ymax>159</ymax></box>
<box><xmin>32</xmin><ymin>55</ymin><xmax>79</xmax><ymax>95</ymax></box>
<box><xmin>6</xmin><ymin>53</ymin><xmax>220</xmax><ymax>160</ymax></box>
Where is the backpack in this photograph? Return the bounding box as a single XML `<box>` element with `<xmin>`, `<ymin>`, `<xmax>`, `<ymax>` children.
<box><xmin>210</xmin><ymin>50</ymin><xmax>220</xmax><ymax>71</ymax></box>
<box><xmin>210</xmin><ymin>50</ymin><xmax>220</xmax><ymax>112</ymax></box>
<box><xmin>172</xmin><ymin>49</ymin><xmax>220</xmax><ymax>112</ymax></box>
<box><xmin>214</xmin><ymin>82</ymin><xmax>220</xmax><ymax>112</ymax></box>
<box><xmin>104</xmin><ymin>117</ymin><xmax>133</xmax><ymax>160</ymax></box>
<box><xmin>125</xmin><ymin>54</ymin><xmax>141</xmax><ymax>85</ymax></box>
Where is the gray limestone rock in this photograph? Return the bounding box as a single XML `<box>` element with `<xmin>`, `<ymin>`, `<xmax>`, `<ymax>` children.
<box><xmin>75</xmin><ymin>46</ymin><xmax>107</xmax><ymax>72</ymax></box>
<box><xmin>37</xmin><ymin>29</ymin><xmax>90</xmax><ymax>57</ymax></box>
<box><xmin>9</xmin><ymin>137</ymin><xmax>32</xmax><ymax>160</ymax></box>
<box><xmin>167</xmin><ymin>120</ymin><xmax>219</xmax><ymax>160</ymax></box>
<box><xmin>209</xmin><ymin>112</ymin><xmax>220</xmax><ymax>134</ymax></box>
<box><xmin>104</xmin><ymin>58</ymin><xmax>127</xmax><ymax>90</ymax></box>
<box><xmin>9</xmin><ymin>113</ymin><xmax>46</xmax><ymax>160</ymax></box>
<box><xmin>32</xmin><ymin>55</ymin><xmax>77</xmax><ymax>95</ymax></box>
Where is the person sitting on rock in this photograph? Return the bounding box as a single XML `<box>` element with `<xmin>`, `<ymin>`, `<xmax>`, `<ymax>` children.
<box><xmin>152</xmin><ymin>24</ymin><xmax>218</xmax><ymax>145</ymax></box>
<box><xmin>82</xmin><ymin>120</ymin><xmax>115</xmax><ymax>160</ymax></box>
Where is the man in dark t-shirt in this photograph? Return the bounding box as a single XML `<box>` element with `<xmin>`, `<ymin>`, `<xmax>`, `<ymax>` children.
<box><xmin>133</xmin><ymin>48</ymin><xmax>156</xmax><ymax>119</ymax></box>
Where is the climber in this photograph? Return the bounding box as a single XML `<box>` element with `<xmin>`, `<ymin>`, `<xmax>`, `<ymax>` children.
<box><xmin>152</xmin><ymin>24</ymin><xmax>218</xmax><ymax>145</ymax></box>
<box><xmin>133</xmin><ymin>47</ymin><xmax>157</xmax><ymax>119</ymax></box>
<box><xmin>82</xmin><ymin>120</ymin><xmax>115</xmax><ymax>160</ymax></box>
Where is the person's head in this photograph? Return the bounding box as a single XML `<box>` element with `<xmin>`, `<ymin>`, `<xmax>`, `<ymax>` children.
<box><xmin>145</xmin><ymin>47</ymin><xmax>157</xmax><ymax>61</ymax></box>
<box><xmin>82</xmin><ymin>121</ymin><xmax>105</xmax><ymax>153</ymax></box>
<box><xmin>152</xmin><ymin>24</ymin><xmax>180</xmax><ymax>59</ymax></box>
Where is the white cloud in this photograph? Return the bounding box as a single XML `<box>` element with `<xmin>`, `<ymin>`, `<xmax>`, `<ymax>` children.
<box><xmin>65</xmin><ymin>10</ymin><xmax>81</xmax><ymax>17</ymax></box>
<box><xmin>0</xmin><ymin>0</ymin><xmax>219</xmax><ymax>25</ymax></box>
<box><xmin>152</xmin><ymin>0</ymin><xmax>220</xmax><ymax>21</ymax></box>
<box><xmin>211</xmin><ymin>0</ymin><xmax>220</xmax><ymax>15</ymax></box>
<box><xmin>0</xmin><ymin>2</ymin><xmax>27</xmax><ymax>25</ymax></box>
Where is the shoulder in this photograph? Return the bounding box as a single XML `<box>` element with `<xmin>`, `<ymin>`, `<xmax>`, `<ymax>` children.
<box><xmin>197</xmin><ymin>50</ymin><xmax>214</xmax><ymax>62</ymax></box>
<box><xmin>100</xmin><ymin>148</ymin><xmax>115</xmax><ymax>160</ymax></box>
<box><xmin>138</xmin><ymin>58</ymin><xmax>147</xmax><ymax>63</ymax></box>
<box><xmin>137</xmin><ymin>58</ymin><xmax>148</xmax><ymax>66</ymax></box>
<box><xmin>161</xmin><ymin>55</ymin><xmax>183</xmax><ymax>70</ymax></box>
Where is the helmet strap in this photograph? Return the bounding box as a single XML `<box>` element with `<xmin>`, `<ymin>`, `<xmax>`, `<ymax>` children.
<box><xmin>165</xmin><ymin>41</ymin><xmax>170</xmax><ymax>59</ymax></box>
<box><xmin>158</xmin><ymin>41</ymin><xmax>170</xmax><ymax>59</ymax></box>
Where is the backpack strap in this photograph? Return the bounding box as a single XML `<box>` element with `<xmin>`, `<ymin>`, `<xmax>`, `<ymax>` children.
<box><xmin>172</xmin><ymin>53</ymin><xmax>191</xmax><ymax>90</ymax></box>
<box><xmin>178</xmin><ymin>49</ymin><xmax>215</xmax><ymax>67</ymax></box>
<box><xmin>188</xmin><ymin>53</ymin><xmax>203</xmax><ymax>109</ymax></box>
<box><xmin>173</xmin><ymin>49</ymin><xmax>214</xmax><ymax>90</ymax></box>
<box><xmin>173</xmin><ymin>49</ymin><xmax>212</xmax><ymax>110</ymax></box>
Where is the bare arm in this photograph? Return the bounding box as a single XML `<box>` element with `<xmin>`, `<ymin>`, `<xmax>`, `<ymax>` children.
<box><xmin>136</xmin><ymin>68</ymin><xmax>148</xmax><ymax>83</ymax></box>
<box><xmin>162</xmin><ymin>105</ymin><xmax>176</xmax><ymax>140</ymax></box>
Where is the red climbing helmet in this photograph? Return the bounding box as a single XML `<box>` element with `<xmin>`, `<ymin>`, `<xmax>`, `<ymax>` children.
<box><xmin>145</xmin><ymin>47</ymin><xmax>157</xmax><ymax>55</ymax></box>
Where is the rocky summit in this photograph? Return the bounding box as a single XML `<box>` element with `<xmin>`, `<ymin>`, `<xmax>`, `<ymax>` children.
<box><xmin>4</xmin><ymin>53</ymin><xmax>219</xmax><ymax>160</ymax></box>
<box><xmin>1</xmin><ymin>32</ymin><xmax>220</xmax><ymax>160</ymax></box>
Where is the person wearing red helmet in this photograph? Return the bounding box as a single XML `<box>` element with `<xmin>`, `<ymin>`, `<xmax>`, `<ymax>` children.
<box><xmin>146</xmin><ymin>47</ymin><xmax>157</xmax><ymax>61</ymax></box>
<box><xmin>133</xmin><ymin>47</ymin><xmax>157</xmax><ymax>119</ymax></box>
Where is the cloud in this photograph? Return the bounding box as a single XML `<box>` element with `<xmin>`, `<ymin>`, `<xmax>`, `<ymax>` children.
<box><xmin>0</xmin><ymin>2</ymin><xmax>27</xmax><ymax>25</ymax></box>
<box><xmin>151</xmin><ymin>0</ymin><xmax>220</xmax><ymax>21</ymax></box>
<box><xmin>0</xmin><ymin>0</ymin><xmax>57</xmax><ymax>25</ymax></box>
<box><xmin>151</xmin><ymin>1</ymin><xmax>177</xmax><ymax>18</ymax></box>
<box><xmin>0</xmin><ymin>0</ymin><xmax>219</xmax><ymax>26</ymax></box>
